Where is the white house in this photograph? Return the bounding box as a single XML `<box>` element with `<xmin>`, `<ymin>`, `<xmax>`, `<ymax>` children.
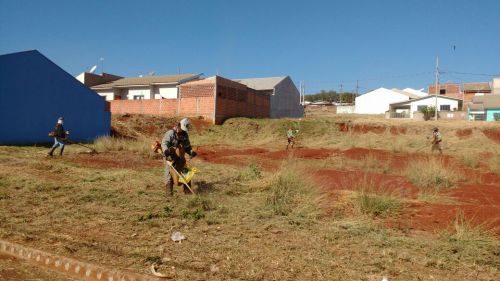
<box><xmin>87</xmin><ymin>73</ymin><xmax>203</xmax><ymax>101</ymax></box>
<box><xmin>389</xmin><ymin>95</ymin><xmax>462</xmax><ymax>119</ymax></box>
<box><xmin>355</xmin><ymin>87</ymin><xmax>421</xmax><ymax>114</ymax></box>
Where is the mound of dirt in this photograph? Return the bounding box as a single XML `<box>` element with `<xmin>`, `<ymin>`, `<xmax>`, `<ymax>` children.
<box><xmin>456</xmin><ymin>128</ymin><xmax>473</xmax><ymax>139</ymax></box>
<box><xmin>111</xmin><ymin>114</ymin><xmax>212</xmax><ymax>139</ymax></box>
<box><xmin>482</xmin><ymin>129</ymin><xmax>500</xmax><ymax>143</ymax></box>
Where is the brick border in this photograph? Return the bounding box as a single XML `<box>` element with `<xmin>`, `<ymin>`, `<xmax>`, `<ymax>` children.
<box><xmin>0</xmin><ymin>240</ymin><xmax>160</xmax><ymax>281</ymax></box>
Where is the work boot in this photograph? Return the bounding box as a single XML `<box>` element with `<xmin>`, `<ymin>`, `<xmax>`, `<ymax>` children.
<box><xmin>47</xmin><ymin>147</ymin><xmax>56</xmax><ymax>157</ymax></box>
<box><xmin>59</xmin><ymin>146</ymin><xmax>65</xmax><ymax>156</ymax></box>
<box><xmin>166</xmin><ymin>181</ymin><xmax>174</xmax><ymax>197</ymax></box>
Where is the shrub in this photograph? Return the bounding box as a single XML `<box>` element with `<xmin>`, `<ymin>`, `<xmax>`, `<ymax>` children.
<box><xmin>460</xmin><ymin>152</ymin><xmax>480</xmax><ymax>168</ymax></box>
<box><xmin>354</xmin><ymin>191</ymin><xmax>401</xmax><ymax>217</ymax></box>
<box><xmin>406</xmin><ymin>157</ymin><xmax>463</xmax><ymax>189</ymax></box>
<box><xmin>419</xmin><ymin>105</ymin><xmax>437</xmax><ymax>121</ymax></box>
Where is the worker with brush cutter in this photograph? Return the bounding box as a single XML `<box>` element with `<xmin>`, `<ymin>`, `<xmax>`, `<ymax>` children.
<box><xmin>429</xmin><ymin>127</ymin><xmax>443</xmax><ymax>155</ymax></box>
<box><xmin>161</xmin><ymin>118</ymin><xmax>197</xmax><ymax>196</ymax></box>
<box><xmin>47</xmin><ymin>117</ymin><xmax>69</xmax><ymax>157</ymax></box>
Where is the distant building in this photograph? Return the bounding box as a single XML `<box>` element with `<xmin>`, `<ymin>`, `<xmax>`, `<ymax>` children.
<box><xmin>0</xmin><ymin>50</ymin><xmax>110</xmax><ymax>144</ymax></box>
<box><xmin>234</xmin><ymin>76</ymin><xmax>303</xmax><ymax>118</ymax></box>
<box><xmin>388</xmin><ymin>95</ymin><xmax>462</xmax><ymax>119</ymax></box>
<box><xmin>428</xmin><ymin>83</ymin><xmax>461</xmax><ymax>97</ymax></box>
<box><xmin>355</xmin><ymin>87</ymin><xmax>424</xmax><ymax>114</ymax></box>
<box><xmin>427</xmin><ymin>81</ymin><xmax>493</xmax><ymax>110</ymax></box>
<box><xmin>467</xmin><ymin>94</ymin><xmax>500</xmax><ymax>121</ymax></box>
<box><xmin>89</xmin><ymin>73</ymin><xmax>202</xmax><ymax>101</ymax></box>
<box><xmin>492</xmin><ymin>78</ymin><xmax>500</xmax><ymax>95</ymax></box>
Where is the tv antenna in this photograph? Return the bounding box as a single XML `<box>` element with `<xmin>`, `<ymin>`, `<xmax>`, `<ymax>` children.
<box><xmin>88</xmin><ymin>65</ymin><xmax>97</xmax><ymax>73</ymax></box>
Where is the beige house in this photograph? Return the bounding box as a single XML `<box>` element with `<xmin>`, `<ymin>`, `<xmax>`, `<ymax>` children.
<box><xmin>78</xmin><ymin>73</ymin><xmax>202</xmax><ymax>101</ymax></box>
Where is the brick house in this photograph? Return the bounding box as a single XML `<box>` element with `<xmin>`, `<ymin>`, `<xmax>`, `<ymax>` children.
<box><xmin>428</xmin><ymin>82</ymin><xmax>492</xmax><ymax>110</ymax></box>
<box><xmin>107</xmin><ymin>75</ymin><xmax>270</xmax><ymax>124</ymax></box>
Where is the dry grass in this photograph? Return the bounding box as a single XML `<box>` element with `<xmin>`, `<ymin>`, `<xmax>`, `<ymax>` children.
<box><xmin>459</xmin><ymin>151</ymin><xmax>481</xmax><ymax>168</ymax></box>
<box><xmin>1</xmin><ymin>114</ymin><xmax>500</xmax><ymax>280</ymax></box>
<box><xmin>489</xmin><ymin>155</ymin><xmax>500</xmax><ymax>175</ymax></box>
<box><xmin>406</xmin><ymin>157</ymin><xmax>464</xmax><ymax>189</ymax></box>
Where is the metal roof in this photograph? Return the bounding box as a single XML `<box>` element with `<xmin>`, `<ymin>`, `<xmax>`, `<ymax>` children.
<box><xmin>91</xmin><ymin>73</ymin><xmax>202</xmax><ymax>89</ymax></box>
<box><xmin>233</xmin><ymin>76</ymin><xmax>287</xmax><ymax>90</ymax></box>
<box><xmin>470</xmin><ymin>94</ymin><xmax>500</xmax><ymax>109</ymax></box>
<box><xmin>389</xmin><ymin>95</ymin><xmax>462</xmax><ymax>106</ymax></box>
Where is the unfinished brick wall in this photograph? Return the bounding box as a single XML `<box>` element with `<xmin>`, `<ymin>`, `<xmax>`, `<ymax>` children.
<box><xmin>428</xmin><ymin>84</ymin><xmax>461</xmax><ymax>95</ymax></box>
<box><xmin>108</xmin><ymin>76</ymin><xmax>271</xmax><ymax>124</ymax></box>
<box><xmin>109</xmin><ymin>99</ymin><xmax>177</xmax><ymax>115</ymax></box>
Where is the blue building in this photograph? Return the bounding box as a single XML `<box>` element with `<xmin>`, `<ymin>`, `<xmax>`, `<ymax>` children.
<box><xmin>0</xmin><ymin>50</ymin><xmax>110</xmax><ymax>144</ymax></box>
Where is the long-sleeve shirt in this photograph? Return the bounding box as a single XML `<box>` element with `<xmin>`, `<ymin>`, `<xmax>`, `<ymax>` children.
<box><xmin>161</xmin><ymin>127</ymin><xmax>193</xmax><ymax>156</ymax></box>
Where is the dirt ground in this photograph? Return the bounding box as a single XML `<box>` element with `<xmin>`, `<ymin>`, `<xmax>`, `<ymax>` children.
<box><xmin>1</xmin><ymin>115</ymin><xmax>499</xmax><ymax>280</ymax></box>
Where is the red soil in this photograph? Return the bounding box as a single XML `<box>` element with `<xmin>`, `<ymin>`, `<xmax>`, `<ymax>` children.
<box><xmin>395</xmin><ymin>183</ymin><xmax>500</xmax><ymax>235</ymax></box>
<box><xmin>456</xmin><ymin>128</ymin><xmax>473</xmax><ymax>139</ymax></box>
<box><xmin>195</xmin><ymin>145</ymin><xmax>500</xmax><ymax>235</ymax></box>
<box><xmin>352</xmin><ymin>124</ymin><xmax>386</xmax><ymax>134</ymax></box>
<box><xmin>390</xmin><ymin>126</ymin><xmax>407</xmax><ymax>135</ymax></box>
<box><xmin>482</xmin><ymin>129</ymin><xmax>500</xmax><ymax>143</ymax></box>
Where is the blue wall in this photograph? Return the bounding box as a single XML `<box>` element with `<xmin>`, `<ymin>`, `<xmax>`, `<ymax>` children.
<box><xmin>0</xmin><ymin>50</ymin><xmax>110</xmax><ymax>144</ymax></box>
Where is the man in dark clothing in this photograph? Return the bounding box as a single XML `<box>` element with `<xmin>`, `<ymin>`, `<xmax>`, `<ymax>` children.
<box><xmin>161</xmin><ymin>118</ymin><xmax>197</xmax><ymax>196</ymax></box>
<box><xmin>47</xmin><ymin>117</ymin><xmax>68</xmax><ymax>156</ymax></box>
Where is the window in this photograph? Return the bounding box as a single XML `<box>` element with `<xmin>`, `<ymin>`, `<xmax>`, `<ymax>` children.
<box><xmin>494</xmin><ymin>113</ymin><xmax>500</xmax><ymax>121</ymax></box>
<box><xmin>417</xmin><ymin>105</ymin><xmax>427</xmax><ymax>111</ymax></box>
<box><xmin>133</xmin><ymin>95</ymin><xmax>144</xmax><ymax>100</ymax></box>
<box><xmin>440</xmin><ymin>105</ymin><xmax>450</xmax><ymax>111</ymax></box>
<box><xmin>440</xmin><ymin>89</ymin><xmax>446</xmax><ymax>95</ymax></box>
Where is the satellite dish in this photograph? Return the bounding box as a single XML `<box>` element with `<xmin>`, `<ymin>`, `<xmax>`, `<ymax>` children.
<box><xmin>89</xmin><ymin>65</ymin><xmax>97</xmax><ymax>73</ymax></box>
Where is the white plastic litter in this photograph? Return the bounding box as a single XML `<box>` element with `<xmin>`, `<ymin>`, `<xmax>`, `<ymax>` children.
<box><xmin>381</xmin><ymin>277</ymin><xmax>388</xmax><ymax>281</ymax></box>
<box><xmin>170</xmin><ymin>231</ymin><xmax>186</xmax><ymax>242</ymax></box>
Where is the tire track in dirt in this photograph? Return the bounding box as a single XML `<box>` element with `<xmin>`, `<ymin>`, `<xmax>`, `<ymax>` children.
<box><xmin>0</xmin><ymin>240</ymin><xmax>161</xmax><ymax>281</ymax></box>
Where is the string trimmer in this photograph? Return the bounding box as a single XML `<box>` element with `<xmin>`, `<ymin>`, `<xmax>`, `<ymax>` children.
<box><xmin>65</xmin><ymin>140</ymin><xmax>98</xmax><ymax>154</ymax></box>
<box><xmin>153</xmin><ymin>140</ymin><xmax>196</xmax><ymax>194</ymax></box>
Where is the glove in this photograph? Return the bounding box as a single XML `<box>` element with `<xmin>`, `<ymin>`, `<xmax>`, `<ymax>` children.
<box><xmin>190</xmin><ymin>151</ymin><xmax>197</xmax><ymax>158</ymax></box>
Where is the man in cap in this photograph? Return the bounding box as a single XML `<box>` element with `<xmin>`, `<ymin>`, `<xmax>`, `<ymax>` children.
<box><xmin>286</xmin><ymin>127</ymin><xmax>296</xmax><ymax>150</ymax></box>
<box><xmin>161</xmin><ymin>118</ymin><xmax>197</xmax><ymax>196</ymax></box>
<box><xmin>47</xmin><ymin>117</ymin><xmax>69</xmax><ymax>157</ymax></box>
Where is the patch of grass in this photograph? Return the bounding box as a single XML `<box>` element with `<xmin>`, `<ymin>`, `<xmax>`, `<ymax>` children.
<box><xmin>417</xmin><ymin>192</ymin><xmax>457</xmax><ymax>204</ymax></box>
<box><xmin>93</xmin><ymin>136</ymin><xmax>155</xmax><ymax>158</ymax></box>
<box><xmin>266</xmin><ymin>170</ymin><xmax>299</xmax><ymax>216</ymax></box>
<box><xmin>354</xmin><ymin>191</ymin><xmax>401</xmax><ymax>217</ymax></box>
<box><xmin>435</xmin><ymin>214</ymin><xmax>499</xmax><ymax>267</ymax></box>
<box><xmin>459</xmin><ymin>152</ymin><xmax>480</xmax><ymax>168</ymax></box>
<box><xmin>406</xmin><ymin>157</ymin><xmax>463</xmax><ymax>189</ymax></box>
<box><xmin>238</xmin><ymin>162</ymin><xmax>262</xmax><ymax>181</ymax></box>
<box><xmin>186</xmin><ymin>196</ymin><xmax>215</xmax><ymax>211</ymax></box>
<box><xmin>488</xmin><ymin>155</ymin><xmax>500</xmax><ymax>175</ymax></box>
<box><xmin>181</xmin><ymin>209</ymin><xmax>205</xmax><ymax>220</ymax></box>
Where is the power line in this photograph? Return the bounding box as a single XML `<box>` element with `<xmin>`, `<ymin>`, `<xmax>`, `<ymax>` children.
<box><xmin>441</xmin><ymin>70</ymin><xmax>500</xmax><ymax>77</ymax></box>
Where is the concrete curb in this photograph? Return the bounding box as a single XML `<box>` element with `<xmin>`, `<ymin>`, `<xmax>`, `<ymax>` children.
<box><xmin>0</xmin><ymin>239</ymin><xmax>161</xmax><ymax>281</ymax></box>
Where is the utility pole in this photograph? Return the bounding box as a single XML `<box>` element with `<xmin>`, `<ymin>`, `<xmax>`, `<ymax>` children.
<box><xmin>99</xmin><ymin>57</ymin><xmax>104</xmax><ymax>74</ymax></box>
<box><xmin>340</xmin><ymin>84</ymin><xmax>343</xmax><ymax>104</ymax></box>
<box><xmin>299</xmin><ymin>81</ymin><xmax>303</xmax><ymax>105</ymax></box>
<box><xmin>434</xmin><ymin>56</ymin><xmax>439</xmax><ymax>121</ymax></box>
<box><xmin>355</xmin><ymin>80</ymin><xmax>359</xmax><ymax>104</ymax></box>
<box><xmin>300</xmin><ymin>80</ymin><xmax>306</xmax><ymax>105</ymax></box>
